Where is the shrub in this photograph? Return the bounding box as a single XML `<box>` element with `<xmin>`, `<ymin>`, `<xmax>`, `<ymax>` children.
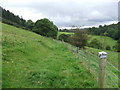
<box><xmin>88</xmin><ymin>39</ymin><xmax>102</xmax><ymax>49</ymax></box>
<box><xmin>33</xmin><ymin>18</ymin><xmax>58</xmax><ymax>39</ymax></box>
<box><xmin>58</xmin><ymin>34</ymin><xmax>70</xmax><ymax>42</ymax></box>
<box><xmin>106</xmin><ymin>45</ymin><xmax>111</xmax><ymax>50</ymax></box>
<box><xmin>69</xmin><ymin>29</ymin><xmax>88</xmax><ymax>49</ymax></box>
<box><xmin>113</xmin><ymin>39</ymin><xmax>120</xmax><ymax>52</ymax></box>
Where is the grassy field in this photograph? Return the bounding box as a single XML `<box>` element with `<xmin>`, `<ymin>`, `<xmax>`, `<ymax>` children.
<box><xmin>57</xmin><ymin>31</ymin><xmax>74</xmax><ymax>38</ymax></box>
<box><xmin>88</xmin><ymin>35</ymin><xmax>117</xmax><ymax>50</ymax></box>
<box><xmin>58</xmin><ymin>32</ymin><xmax>117</xmax><ymax>50</ymax></box>
<box><xmin>2</xmin><ymin>23</ymin><xmax>98</xmax><ymax>88</ymax></box>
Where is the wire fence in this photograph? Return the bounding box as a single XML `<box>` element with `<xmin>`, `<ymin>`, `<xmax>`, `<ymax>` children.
<box><xmin>81</xmin><ymin>49</ymin><xmax>119</xmax><ymax>88</ymax></box>
<box><xmin>53</xmin><ymin>40</ymin><xmax>119</xmax><ymax>88</ymax></box>
<box><xmin>68</xmin><ymin>44</ymin><xmax>119</xmax><ymax>88</ymax></box>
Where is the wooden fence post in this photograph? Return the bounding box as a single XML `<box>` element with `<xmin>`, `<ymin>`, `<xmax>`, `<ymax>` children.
<box><xmin>88</xmin><ymin>51</ymin><xmax>91</xmax><ymax>72</ymax></box>
<box><xmin>62</xmin><ymin>39</ymin><xmax>63</xmax><ymax>43</ymax></box>
<box><xmin>77</xmin><ymin>47</ymin><xmax>79</xmax><ymax>59</ymax></box>
<box><xmin>98</xmin><ymin>51</ymin><xmax>107</xmax><ymax>88</ymax></box>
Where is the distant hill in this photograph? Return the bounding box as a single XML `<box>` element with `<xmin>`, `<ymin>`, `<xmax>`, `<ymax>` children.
<box><xmin>88</xmin><ymin>35</ymin><xmax>117</xmax><ymax>50</ymax></box>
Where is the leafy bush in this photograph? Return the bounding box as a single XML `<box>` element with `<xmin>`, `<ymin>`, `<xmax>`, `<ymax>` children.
<box><xmin>88</xmin><ymin>39</ymin><xmax>102</xmax><ymax>49</ymax></box>
<box><xmin>106</xmin><ymin>45</ymin><xmax>111</xmax><ymax>50</ymax></box>
<box><xmin>33</xmin><ymin>18</ymin><xmax>58</xmax><ymax>39</ymax></box>
<box><xmin>58</xmin><ymin>34</ymin><xmax>70</xmax><ymax>42</ymax></box>
<box><xmin>26</xmin><ymin>20</ymin><xmax>34</xmax><ymax>30</ymax></box>
<box><xmin>113</xmin><ymin>39</ymin><xmax>120</xmax><ymax>52</ymax></box>
<box><xmin>69</xmin><ymin>29</ymin><xmax>88</xmax><ymax>49</ymax></box>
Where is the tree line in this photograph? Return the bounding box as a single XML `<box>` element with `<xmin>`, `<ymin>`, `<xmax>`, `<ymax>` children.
<box><xmin>87</xmin><ymin>23</ymin><xmax>119</xmax><ymax>40</ymax></box>
<box><xmin>1</xmin><ymin>7</ymin><xmax>27</xmax><ymax>29</ymax></box>
<box><xmin>87</xmin><ymin>23</ymin><xmax>120</xmax><ymax>52</ymax></box>
<box><xmin>58</xmin><ymin>27</ymin><xmax>120</xmax><ymax>52</ymax></box>
<box><xmin>1</xmin><ymin>7</ymin><xmax>58</xmax><ymax>39</ymax></box>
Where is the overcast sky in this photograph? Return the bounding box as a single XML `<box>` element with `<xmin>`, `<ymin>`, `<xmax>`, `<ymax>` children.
<box><xmin>1</xmin><ymin>0</ymin><xmax>119</xmax><ymax>28</ymax></box>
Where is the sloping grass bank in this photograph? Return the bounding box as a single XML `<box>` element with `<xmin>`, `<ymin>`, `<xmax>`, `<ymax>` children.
<box><xmin>2</xmin><ymin>23</ymin><xmax>97</xmax><ymax>88</ymax></box>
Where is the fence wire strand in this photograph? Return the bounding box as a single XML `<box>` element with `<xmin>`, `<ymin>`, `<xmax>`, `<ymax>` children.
<box><xmin>61</xmin><ymin>41</ymin><xmax>119</xmax><ymax>88</ymax></box>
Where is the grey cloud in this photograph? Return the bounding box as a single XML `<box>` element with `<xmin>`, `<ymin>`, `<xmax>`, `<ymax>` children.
<box><xmin>2</xmin><ymin>0</ymin><xmax>118</xmax><ymax>27</ymax></box>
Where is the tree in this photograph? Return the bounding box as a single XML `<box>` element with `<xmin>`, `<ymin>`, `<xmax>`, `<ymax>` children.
<box><xmin>88</xmin><ymin>39</ymin><xmax>102</xmax><ymax>49</ymax></box>
<box><xmin>26</xmin><ymin>20</ymin><xmax>34</xmax><ymax>30</ymax></box>
<box><xmin>69</xmin><ymin>29</ymin><xmax>88</xmax><ymax>51</ymax></box>
<box><xmin>106</xmin><ymin>45</ymin><xmax>111</xmax><ymax>50</ymax></box>
<box><xmin>58</xmin><ymin>34</ymin><xmax>70</xmax><ymax>42</ymax></box>
<box><xmin>33</xmin><ymin>18</ymin><xmax>58</xmax><ymax>39</ymax></box>
<box><xmin>113</xmin><ymin>39</ymin><xmax>120</xmax><ymax>52</ymax></box>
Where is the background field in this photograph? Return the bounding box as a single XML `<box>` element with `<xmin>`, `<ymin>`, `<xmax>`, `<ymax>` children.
<box><xmin>88</xmin><ymin>35</ymin><xmax>117</xmax><ymax>49</ymax></box>
<box><xmin>57</xmin><ymin>31</ymin><xmax>74</xmax><ymax>38</ymax></box>
<box><xmin>58</xmin><ymin>32</ymin><xmax>117</xmax><ymax>49</ymax></box>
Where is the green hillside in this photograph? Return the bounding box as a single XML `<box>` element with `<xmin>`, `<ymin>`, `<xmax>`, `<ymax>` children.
<box><xmin>57</xmin><ymin>31</ymin><xmax>74</xmax><ymax>38</ymax></box>
<box><xmin>88</xmin><ymin>35</ymin><xmax>117</xmax><ymax>49</ymax></box>
<box><xmin>58</xmin><ymin>31</ymin><xmax>74</xmax><ymax>36</ymax></box>
<box><xmin>58</xmin><ymin>32</ymin><xmax>117</xmax><ymax>50</ymax></box>
<box><xmin>2</xmin><ymin>23</ymin><xmax>98</xmax><ymax>88</ymax></box>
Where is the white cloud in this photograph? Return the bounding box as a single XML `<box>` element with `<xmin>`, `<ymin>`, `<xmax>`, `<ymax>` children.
<box><xmin>1</xmin><ymin>0</ymin><xmax>119</xmax><ymax>27</ymax></box>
